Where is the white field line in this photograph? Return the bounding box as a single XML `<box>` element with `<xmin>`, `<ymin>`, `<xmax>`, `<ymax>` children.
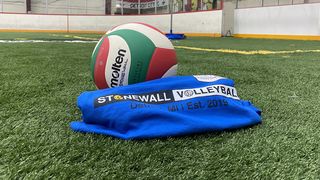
<box><xmin>0</xmin><ymin>40</ymin><xmax>98</xmax><ymax>43</ymax></box>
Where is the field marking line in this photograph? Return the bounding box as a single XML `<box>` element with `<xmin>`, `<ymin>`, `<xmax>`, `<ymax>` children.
<box><xmin>0</xmin><ymin>40</ymin><xmax>98</xmax><ymax>43</ymax></box>
<box><xmin>174</xmin><ymin>46</ymin><xmax>320</xmax><ymax>55</ymax></box>
<box><xmin>49</xmin><ymin>34</ymin><xmax>100</xmax><ymax>41</ymax></box>
<box><xmin>64</xmin><ymin>35</ymin><xmax>99</xmax><ymax>41</ymax></box>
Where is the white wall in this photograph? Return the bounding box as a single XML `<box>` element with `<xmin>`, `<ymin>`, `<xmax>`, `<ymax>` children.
<box><xmin>0</xmin><ymin>13</ymin><xmax>67</xmax><ymax>30</ymax></box>
<box><xmin>171</xmin><ymin>11</ymin><xmax>222</xmax><ymax>33</ymax></box>
<box><xmin>68</xmin><ymin>14</ymin><xmax>171</xmax><ymax>32</ymax></box>
<box><xmin>68</xmin><ymin>11</ymin><xmax>222</xmax><ymax>34</ymax></box>
<box><xmin>234</xmin><ymin>3</ymin><xmax>320</xmax><ymax>36</ymax></box>
<box><xmin>0</xmin><ymin>10</ymin><xmax>222</xmax><ymax>34</ymax></box>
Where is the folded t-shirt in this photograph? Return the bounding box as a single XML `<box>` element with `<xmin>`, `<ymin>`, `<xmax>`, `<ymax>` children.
<box><xmin>70</xmin><ymin>75</ymin><xmax>262</xmax><ymax>139</ymax></box>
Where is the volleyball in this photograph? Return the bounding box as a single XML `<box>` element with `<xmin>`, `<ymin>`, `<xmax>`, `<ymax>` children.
<box><xmin>90</xmin><ymin>22</ymin><xmax>178</xmax><ymax>89</ymax></box>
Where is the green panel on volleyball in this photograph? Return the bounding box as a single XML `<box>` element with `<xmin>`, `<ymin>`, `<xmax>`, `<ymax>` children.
<box><xmin>107</xmin><ymin>29</ymin><xmax>156</xmax><ymax>84</ymax></box>
<box><xmin>90</xmin><ymin>37</ymin><xmax>105</xmax><ymax>80</ymax></box>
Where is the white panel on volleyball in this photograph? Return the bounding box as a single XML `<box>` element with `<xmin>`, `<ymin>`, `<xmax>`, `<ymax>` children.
<box><xmin>108</xmin><ymin>23</ymin><xmax>174</xmax><ymax>50</ymax></box>
<box><xmin>105</xmin><ymin>35</ymin><xmax>131</xmax><ymax>88</ymax></box>
<box><xmin>162</xmin><ymin>64</ymin><xmax>178</xmax><ymax>78</ymax></box>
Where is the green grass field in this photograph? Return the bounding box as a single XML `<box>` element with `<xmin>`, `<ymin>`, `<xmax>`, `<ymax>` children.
<box><xmin>1</xmin><ymin>32</ymin><xmax>320</xmax><ymax>179</ymax></box>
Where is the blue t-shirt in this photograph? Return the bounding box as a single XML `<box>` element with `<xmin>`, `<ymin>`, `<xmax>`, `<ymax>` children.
<box><xmin>70</xmin><ymin>75</ymin><xmax>261</xmax><ymax>139</ymax></box>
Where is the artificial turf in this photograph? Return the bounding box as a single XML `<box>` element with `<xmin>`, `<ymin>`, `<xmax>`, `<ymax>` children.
<box><xmin>1</xmin><ymin>32</ymin><xmax>320</xmax><ymax>179</ymax></box>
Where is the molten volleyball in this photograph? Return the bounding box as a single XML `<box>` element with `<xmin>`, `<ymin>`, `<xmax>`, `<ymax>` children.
<box><xmin>90</xmin><ymin>23</ymin><xmax>178</xmax><ymax>89</ymax></box>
